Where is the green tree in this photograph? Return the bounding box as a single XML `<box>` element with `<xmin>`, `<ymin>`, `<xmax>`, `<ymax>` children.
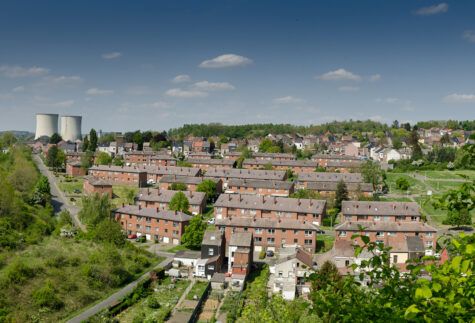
<box><xmin>0</xmin><ymin>131</ymin><xmax>17</xmax><ymax>148</ymax></box>
<box><xmin>455</xmin><ymin>144</ymin><xmax>475</xmax><ymax>169</ymax></box>
<box><xmin>361</xmin><ymin>160</ymin><xmax>383</xmax><ymax>191</ymax></box>
<box><xmin>80</xmin><ymin>151</ymin><xmax>94</xmax><ymax>169</ymax></box>
<box><xmin>170</xmin><ymin>182</ymin><xmax>187</xmax><ymax>191</ymax></box>
<box><xmin>409</xmin><ymin>129</ymin><xmax>423</xmax><ymax>160</ymax></box>
<box><xmin>89</xmin><ymin>129</ymin><xmax>98</xmax><ymax>152</ymax></box>
<box><xmin>196</xmin><ymin>179</ymin><xmax>217</xmax><ymax>202</ymax></box>
<box><xmin>133</xmin><ymin>130</ymin><xmax>144</xmax><ymax>150</ymax></box>
<box><xmin>310</xmin><ymin>260</ymin><xmax>341</xmax><ymax>291</ymax></box>
<box><xmin>262</xmin><ymin>162</ymin><xmax>273</xmax><ymax>170</ymax></box>
<box><xmin>32</xmin><ymin>280</ymin><xmax>64</xmax><ymax>309</ymax></box>
<box><xmin>396</xmin><ymin>177</ymin><xmax>411</xmax><ymax>191</ymax></box>
<box><xmin>334</xmin><ymin>180</ymin><xmax>349</xmax><ymax>211</ymax></box>
<box><xmin>79</xmin><ymin>194</ymin><xmax>112</xmax><ymax>228</ymax></box>
<box><xmin>169</xmin><ymin>191</ymin><xmax>190</xmax><ymax>213</ymax></box>
<box><xmin>96</xmin><ymin>152</ymin><xmax>112</xmax><ymax>165</ymax></box>
<box><xmin>30</xmin><ymin>175</ymin><xmax>51</xmax><ymax>206</ymax></box>
<box><xmin>82</xmin><ymin>135</ymin><xmax>89</xmax><ymax>152</ymax></box>
<box><xmin>49</xmin><ymin>133</ymin><xmax>62</xmax><ymax>144</ymax></box>
<box><xmin>290</xmin><ymin>189</ymin><xmax>320</xmax><ymax>199</ymax></box>
<box><xmin>181</xmin><ymin>215</ymin><xmax>207</xmax><ymax>249</ymax></box>
<box><xmin>434</xmin><ymin>180</ymin><xmax>474</xmax><ymax>228</ymax></box>
<box><xmin>89</xmin><ymin>219</ymin><xmax>126</xmax><ymax>247</ymax></box>
<box><xmin>112</xmin><ymin>157</ymin><xmax>124</xmax><ymax>166</ymax></box>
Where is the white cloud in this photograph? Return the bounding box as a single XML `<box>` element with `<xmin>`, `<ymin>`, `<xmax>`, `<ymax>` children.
<box><xmin>172</xmin><ymin>74</ymin><xmax>191</xmax><ymax>83</ymax></box>
<box><xmin>193</xmin><ymin>81</ymin><xmax>235</xmax><ymax>91</ymax></box>
<box><xmin>48</xmin><ymin>75</ymin><xmax>82</xmax><ymax>83</ymax></box>
<box><xmin>86</xmin><ymin>88</ymin><xmax>114</xmax><ymax>96</ymax></box>
<box><xmin>376</xmin><ymin>97</ymin><xmax>398</xmax><ymax>104</ymax></box>
<box><xmin>125</xmin><ymin>86</ymin><xmax>151</xmax><ymax>96</ymax></box>
<box><xmin>413</xmin><ymin>3</ymin><xmax>448</xmax><ymax>16</ymax></box>
<box><xmin>369</xmin><ymin>74</ymin><xmax>381</xmax><ymax>82</ymax></box>
<box><xmin>272</xmin><ymin>96</ymin><xmax>305</xmax><ymax>104</ymax></box>
<box><xmin>199</xmin><ymin>54</ymin><xmax>252</xmax><ymax>68</ymax></box>
<box><xmin>317</xmin><ymin>68</ymin><xmax>361</xmax><ymax>81</ymax></box>
<box><xmin>369</xmin><ymin>115</ymin><xmax>385</xmax><ymax>122</ymax></box>
<box><xmin>463</xmin><ymin>30</ymin><xmax>475</xmax><ymax>43</ymax></box>
<box><xmin>149</xmin><ymin>101</ymin><xmax>171</xmax><ymax>109</ymax></box>
<box><xmin>102</xmin><ymin>52</ymin><xmax>122</xmax><ymax>60</ymax></box>
<box><xmin>0</xmin><ymin>65</ymin><xmax>49</xmax><ymax>78</ymax></box>
<box><xmin>444</xmin><ymin>93</ymin><xmax>475</xmax><ymax>103</ymax></box>
<box><xmin>12</xmin><ymin>86</ymin><xmax>25</xmax><ymax>92</ymax></box>
<box><xmin>338</xmin><ymin>86</ymin><xmax>360</xmax><ymax>92</ymax></box>
<box><xmin>165</xmin><ymin>88</ymin><xmax>208</xmax><ymax>98</ymax></box>
<box><xmin>51</xmin><ymin>100</ymin><xmax>75</xmax><ymax>108</ymax></box>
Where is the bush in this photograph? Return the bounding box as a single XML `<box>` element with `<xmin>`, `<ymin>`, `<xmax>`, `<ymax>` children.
<box><xmin>32</xmin><ymin>281</ymin><xmax>64</xmax><ymax>309</ymax></box>
<box><xmin>5</xmin><ymin>260</ymin><xmax>37</xmax><ymax>284</ymax></box>
<box><xmin>147</xmin><ymin>297</ymin><xmax>160</xmax><ymax>309</ymax></box>
<box><xmin>395</xmin><ymin>177</ymin><xmax>410</xmax><ymax>191</ymax></box>
<box><xmin>258</xmin><ymin>250</ymin><xmax>266</xmax><ymax>259</ymax></box>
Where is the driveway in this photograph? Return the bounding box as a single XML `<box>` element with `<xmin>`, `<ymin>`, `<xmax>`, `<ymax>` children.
<box><xmin>32</xmin><ymin>154</ymin><xmax>86</xmax><ymax>231</ymax></box>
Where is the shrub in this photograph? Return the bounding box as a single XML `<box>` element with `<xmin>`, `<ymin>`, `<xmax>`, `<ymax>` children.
<box><xmin>5</xmin><ymin>260</ymin><xmax>37</xmax><ymax>284</ymax></box>
<box><xmin>32</xmin><ymin>281</ymin><xmax>64</xmax><ymax>309</ymax></box>
<box><xmin>147</xmin><ymin>297</ymin><xmax>160</xmax><ymax>309</ymax></box>
<box><xmin>259</xmin><ymin>250</ymin><xmax>266</xmax><ymax>259</ymax></box>
<box><xmin>395</xmin><ymin>177</ymin><xmax>410</xmax><ymax>191</ymax></box>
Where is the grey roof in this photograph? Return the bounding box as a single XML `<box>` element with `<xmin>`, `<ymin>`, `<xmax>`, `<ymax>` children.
<box><xmin>89</xmin><ymin>165</ymin><xmax>146</xmax><ymax>174</ymax></box>
<box><xmin>187</xmin><ymin>158</ymin><xmax>236</xmax><ymax>166</ymax></box>
<box><xmin>84</xmin><ymin>175</ymin><xmax>112</xmax><ymax>187</ymax></box>
<box><xmin>211</xmin><ymin>273</ymin><xmax>226</xmax><ymax>283</ymax></box>
<box><xmin>216</xmin><ymin>217</ymin><xmax>320</xmax><ymax>231</ymax></box>
<box><xmin>160</xmin><ymin>175</ymin><xmax>219</xmax><ymax>185</ymax></box>
<box><xmin>124</xmin><ymin>151</ymin><xmax>157</xmax><ymax>156</ymax></box>
<box><xmin>253</xmin><ymin>152</ymin><xmax>296</xmax><ymax>159</ymax></box>
<box><xmin>334</xmin><ymin>221</ymin><xmax>437</xmax><ymax>233</ymax></box>
<box><xmin>307</xmin><ymin>182</ymin><xmax>373</xmax><ymax>192</ymax></box>
<box><xmin>215</xmin><ymin>193</ymin><xmax>326</xmax><ymax>214</ymax></box>
<box><xmin>141</xmin><ymin>165</ymin><xmax>201</xmax><ymax>177</ymax></box>
<box><xmin>327</xmin><ymin>160</ymin><xmax>363</xmax><ymax>168</ymax></box>
<box><xmin>205</xmin><ymin>168</ymin><xmax>286</xmax><ymax>181</ymax></box>
<box><xmin>175</xmin><ymin>250</ymin><xmax>201</xmax><ymax>259</ymax></box>
<box><xmin>243</xmin><ymin>159</ymin><xmax>318</xmax><ymax>168</ymax></box>
<box><xmin>229</xmin><ymin>232</ymin><xmax>253</xmax><ymax>247</ymax></box>
<box><xmin>298</xmin><ymin>172</ymin><xmax>363</xmax><ymax>183</ymax></box>
<box><xmin>227</xmin><ymin>178</ymin><xmax>294</xmax><ymax>190</ymax></box>
<box><xmin>341</xmin><ymin>201</ymin><xmax>420</xmax><ymax>216</ymax></box>
<box><xmin>201</xmin><ymin>231</ymin><xmax>223</xmax><ymax>246</ymax></box>
<box><xmin>150</xmin><ymin>155</ymin><xmax>176</xmax><ymax>161</ymax></box>
<box><xmin>391</xmin><ymin>236</ymin><xmax>426</xmax><ymax>253</ymax></box>
<box><xmin>114</xmin><ymin>205</ymin><xmax>192</xmax><ymax>222</ymax></box>
<box><xmin>138</xmin><ymin>188</ymin><xmax>206</xmax><ymax>205</ymax></box>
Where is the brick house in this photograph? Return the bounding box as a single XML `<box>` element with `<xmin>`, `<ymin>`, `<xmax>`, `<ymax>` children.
<box><xmin>223</xmin><ymin>152</ymin><xmax>242</xmax><ymax>160</ymax></box>
<box><xmin>311</xmin><ymin>154</ymin><xmax>361</xmax><ymax>167</ymax></box>
<box><xmin>194</xmin><ymin>231</ymin><xmax>225</xmax><ymax>279</ymax></box>
<box><xmin>204</xmin><ymin>168</ymin><xmax>287</xmax><ymax>189</ymax></box>
<box><xmin>216</xmin><ymin>217</ymin><xmax>319</xmax><ymax>253</ymax></box>
<box><xmin>137</xmin><ymin>188</ymin><xmax>207</xmax><ymax>215</ymax></box>
<box><xmin>335</xmin><ymin>201</ymin><xmax>437</xmax><ymax>253</ymax></box>
<box><xmin>188</xmin><ymin>152</ymin><xmax>213</xmax><ymax>159</ymax></box>
<box><xmin>158</xmin><ymin>175</ymin><xmax>223</xmax><ymax>193</ymax></box>
<box><xmin>65</xmin><ymin>151</ymin><xmax>85</xmax><ymax>164</ymax></box>
<box><xmin>83</xmin><ymin>176</ymin><xmax>113</xmax><ymax>198</ymax></box>
<box><xmin>252</xmin><ymin>152</ymin><xmax>296</xmax><ymax>161</ymax></box>
<box><xmin>226</xmin><ymin>179</ymin><xmax>295</xmax><ymax>197</ymax></box>
<box><xmin>88</xmin><ymin>165</ymin><xmax>148</xmax><ymax>187</ymax></box>
<box><xmin>228</xmin><ymin>232</ymin><xmax>253</xmax><ymax>290</ymax></box>
<box><xmin>326</xmin><ymin>160</ymin><xmax>364</xmax><ymax>173</ymax></box>
<box><xmin>187</xmin><ymin>158</ymin><xmax>236</xmax><ymax>170</ymax></box>
<box><xmin>214</xmin><ymin>193</ymin><xmax>326</xmax><ymax>226</ymax></box>
<box><xmin>242</xmin><ymin>159</ymin><xmax>318</xmax><ymax>173</ymax></box>
<box><xmin>306</xmin><ymin>182</ymin><xmax>373</xmax><ymax>198</ymax></box>
<box><xmin>296</xmin><ymin>172</ymin><xmax>364</xmax><ymax>189</ymax></box>
<box><xmin>124</xmin><ymin>151</ymin><xmax>176</xmax><ymax>166</ymax></box>
<box><xmin>142</xmin><ymin>165</ymin><xmax>201</xmax><ymax>184</ymax></box>
<box><xmin>66</xmin><ymin>162</ymin><xmax>86</xmax><ymax>177</ymax></box>
<box><xmin>114</xmin><ymin>205</ymin><xmax>192</xmax><ymax>244</ymax></box>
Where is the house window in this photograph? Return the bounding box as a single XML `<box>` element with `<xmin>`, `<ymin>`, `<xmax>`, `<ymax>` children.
<box><xmin>338</xmin><ymin>231</ymin><xmax>347</xmax><ymax>237</ymax></box>
<box><xmin>396</xmin><ymin>216</ymin><xmax>405</xmax><ymax>221</ymax></box>
<box><xmin>243</xmin><ymin>227</ymin><xmax>248</xmax><ymax>232</ymax></box>
<box><xmin>278</xmin><ymin>271</ymin><xmax>283</xmax><ymax>277</ymax></box>
<box><xmin>374</xmin><ymin>216</ymin><xmax>381</xmax><ymax>221</ymax></box>
<box><xmin>136</xmin><ymin>224</ymin><xmax>141</xmax><ymax>230</ymax></box>
<box><xmin>304</xmin><ymin>239</ymin><xmax>312</xmax><ymax>245</ymax></box>
<box><xmin>411</xmin><ymin>216</ymin><xmax>417</xmax><ymax>222</ymax></box>
<box><xmin>393</xmin><ymin>255</ymin><xmax>398</xmax><ymax>263</ymax></box>
<box><xmin>426</xmin><ymin>232</ymin><xmax>433</xmax><ymax>237</ymax></box>
<box><xmin>357</xmin><ymin>215</ymin><xmax>368</xmax><ymax>221</ymax></box>
<box><xmin>345</xmin><ymin>215</ymin><xmax>351</xmax><ymax>221</ymax></box>
<box><xmin>267</xmin><ymin>238</ymin><xmax>275</xmax><ymax>244</ymax></box>
<box><xmin>345</xmin><ymin>260</ymin><xmax>350</xmax><ymax>266</ymax></box>
<box><xmin>425</xmin><ymin>241</ymin><xmax>433</xmax><ymax>247</ymax></box>
<box><xmin>146</xmin><ymin>217</ymin><xmax>151</xmax><ymax>223</ymax></box>
<box><xmin>255</xmin><ymin>228</ymin><xmax>262</xmax><ymax>234</ymax></box>
<box><xmin>268</xmin><ymin>229</ymin><xmax>275</xmax><ymax>234</ymax></box>
<box><xmin>388</xmin><ymin>232</ymin><xmax>396</xmax><ymax>236</ymax></box>
<box><xmin>254</xmin><ymin>237</ymin><xmax>262</xmax><ymax>242</ymax></box>
<box><xmin>376</xmin><ymin>232</ymin><xmax>384</xmax><ymax>237</ymax></box>
<box><xmin>304</xmin><ymin>230</ymin><xmax>312</xmax><ymax>237</ymax></box>
<box><xmin>146</xmin><ymin>226</ymin><xmax>151</xmax><ymax>232</ymax></box>
<box><xmin>208</xmin><ymin>248</ymin><xmax>214</xmax><ymax>256</ymax></box>
<box><xmin>173</xmin><ymin>222</ymin><xmax>178</xmax><ymax>227</ymax></box>
<box><xmin>294</xmin><ymin>239</ymin><xmax>298</xmax><ymax>243</ymax></box>
<box><xmin>208</xmin><ymin>265</ymin><xmax>215</xmax><ymax>271</ymax></box>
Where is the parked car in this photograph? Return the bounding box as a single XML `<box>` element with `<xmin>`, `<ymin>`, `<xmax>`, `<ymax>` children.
<box><xmin>266</xmin><ymin>250</ymin><xmax>274</xmax><ymax>257</ymax></box>
<box><xmin>73</xmin><ymin>189</ymin><xmax>81</xmax><ymax>194</ymax></box>
<box><xmin>207</xmin><ymin>218</ymin><xmax>215</xmax><ymax>225</ymax></box>
<box><xmin>128</xmin><ymin>234</ymin><xmax>137</xmax><ymax>239</ymax></box>
<box><xmin>136</xmin><ymin>236</ymin><xmax>146</xmax><ymax>243</ymax></box>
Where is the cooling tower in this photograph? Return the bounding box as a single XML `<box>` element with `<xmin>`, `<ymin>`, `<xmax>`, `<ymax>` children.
<box><xmin>35</xmin><ymin>113</ymin><xmax>59</xmax><ymax>139</ymax></box>
<box><xmin>60</xmin><ymin>115</ymin><xmax>82</xmax><ymax>141</ymax></box>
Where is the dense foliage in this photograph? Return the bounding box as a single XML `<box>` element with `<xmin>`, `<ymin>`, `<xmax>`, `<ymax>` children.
<box><xmin>180</xmin><ymin>215</ymin><xmax>207</xmax><ymax>250</ymax></box>
<box><xmin>169</xmin><ymin>191</ymin><xmax>190</xmax><ymax>214</ymax></box>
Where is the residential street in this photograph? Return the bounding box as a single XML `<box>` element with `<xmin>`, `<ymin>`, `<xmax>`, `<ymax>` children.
<box><xmin>32</xmin><ymin>154</ymin><xmax>86</xmax><ymax>231</ymax></box>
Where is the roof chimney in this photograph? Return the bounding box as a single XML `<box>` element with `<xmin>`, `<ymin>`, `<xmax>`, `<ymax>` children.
<box><xmin>138</xmin><ymin>205</ymin><xmax>142</xmax><ymax>210</ymax></box>
<box><xmin>175</xmin><ymin>210</ymin><xmax>177</xmax><ymax>215</ymax></box>
<box><xmin>122</xmin><ymin>203</ymin><xmax>124</xmax><ymax>207</ymax></box>
<box><xmin>156</xmin><ymin>207</ymin><xmax>159</xmax><ymax>213</ymax></box>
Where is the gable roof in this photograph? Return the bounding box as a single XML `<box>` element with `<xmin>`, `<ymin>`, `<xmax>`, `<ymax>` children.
<box><xmin>227</xmin><ymin>178</ymin><xmax>294</xmax><ymax>190</ymax></box>
<box><xmin>341</xmin><ymin>201</ymin><xmax>420</xmax><ymax>216</ymax></box>
<box><xmin>229</xmin><ymin>232</ymin><xmax>253</xmax><ymax>247</ymax></box>
<box><xmin>138</xmin><ymin>188</ymin><xmax>206</xmax><ymax>205</ymax></box>
<box><xmin>205</xmin><ymin>168</ymin><xmax>287</xmax><ymax>181</ymax></box>
<box><xmin>298</xmin><ymin>172</ymin><xmax>363</xmax><ymax>183</ymax></box>
<box><xmin>114</xmin><ymin>205</ymin><xmax>192</xmax><ymax>222</ymax></box>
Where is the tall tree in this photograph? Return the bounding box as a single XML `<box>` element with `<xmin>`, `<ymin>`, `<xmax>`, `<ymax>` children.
<box><xmin>82</xmin><ymin>135</ymin><xmax>89</xmax><ymax>152</ymax></box>
<box><xmin>409</xmin><ymin>129</ymin><xmax>423</xmax><ymax>160</ymax></box>
<box><xmin>196</xmin><ymin>179</ymin><xmax>217</xmax><ymax>202</ymax></box>
<box><xmin>361</xmin><ymin>160</ymin><xmax>383</xmax><ymax>191</ymax></box>
<box><xmin>335</xmin><ymin>180</ymin><xmax>349</xmax><ymax>211</ymax></box>
<box><xmin>96</xmin><ymin>152</ymin><xmax>112</xmax><ymax>165</ymax></box>
<box><xmin>89</xmin><ymin>129</ymin><xmax>98</xmax><ymax>152</ymax></box>
<box><xmin>49</xmin><ymin>133</ymin><xmax>62</xmax><ymax>144</ymax></box>
<box><xmin>169</xmin><ymin>191</ymin><xmax>190</xmax><ymax>213</ymax></box>
<box><xmin>434</xmin><ymin>180</ymin><xmax>474</xmax><ymax>228</ymax></box>
<box><xmin>181</xmin><ymin>215</ymin><xmax>207</xmax><ymax>249</ymax></box>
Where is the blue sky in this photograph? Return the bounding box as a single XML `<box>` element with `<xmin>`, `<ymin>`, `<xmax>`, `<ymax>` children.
<box><xmin>0</xmin><ymin>0</ymin><xmax>474</xmax><ymax>132</ymax></box>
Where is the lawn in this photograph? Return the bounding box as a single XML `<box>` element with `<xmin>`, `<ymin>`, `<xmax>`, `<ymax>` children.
<box><xmin>111</xmin><ymin>185</ymin><xmax>139</xmax><ymax>208</ymax></box>
<box><xmin>116</xmin><ymin>277</ymin><xmax>190</xmax><ymax>323</ymax></box>
<box><xmin>385</xmin><ymin>173</ymin><xmax>429</xmax><ymax>195</ymax></box>
<box><xmin>316</xmin><ymin>234</ymin><xmax>335</xmax><ymax>253</ymax></box>
<box><xmin>58</xmin><ymin>176</ymin><xmax>84</xmax><ymax>195</ymax></box>
<box><xmin>414</xmin><ymin>195</ymin><xmax>475</xmax><ymax>226</ymax></box>
<box><xmin>166</xmin><ymin>244</ymin><xmax>191</xmax><ymax>253</ymax></box>
<box><xmin>422</xmin><ymin>170</ymin><xmax>475</xmax><ymax>180</ymax></box>
<box><xmin>0</xmin><ymin>236</ymin><xmax>158</xmax><ymax>322</ymax></box>
<box><xmin>379</xmin><ymin>196</ymin><xmax>414</xmax><ymax>202</ymax></box>
<box><xmin>186</xmin><ymin>281</ymin><xmax>209</xmax><ymax>300</ymax></box>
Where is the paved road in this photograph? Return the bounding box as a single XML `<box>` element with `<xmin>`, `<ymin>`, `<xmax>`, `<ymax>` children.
<box><xmin>67</xmin><ymin>257</ymin><xmax>173</xmax><ymax>323</ymax></box>
<box><xmin>32</xmin><ymin>154</ymin><xmax>86</xmax><ymax>231</ymax></box>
